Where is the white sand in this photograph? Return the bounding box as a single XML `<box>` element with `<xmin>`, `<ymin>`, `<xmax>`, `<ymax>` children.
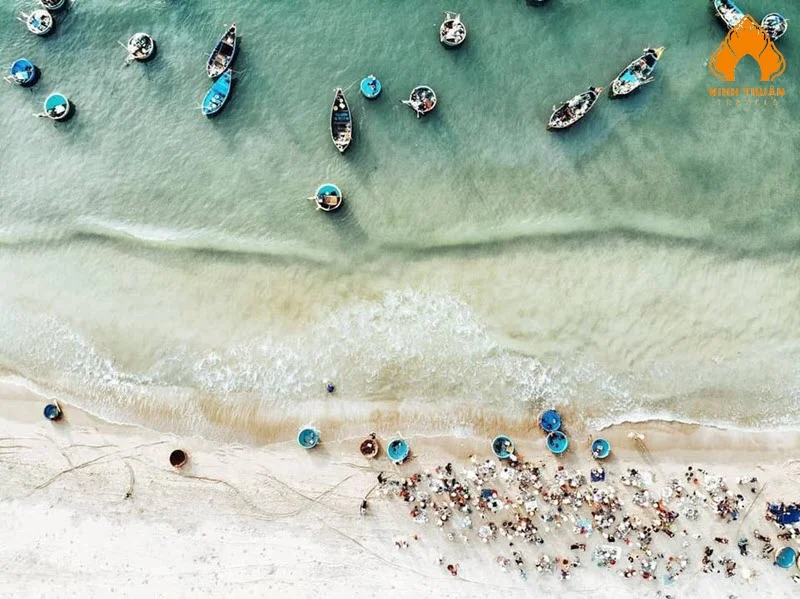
<box><xmin>1</xmin><ymin>381</ymin><xmax>799</xmax><ymax>598</ymax></box>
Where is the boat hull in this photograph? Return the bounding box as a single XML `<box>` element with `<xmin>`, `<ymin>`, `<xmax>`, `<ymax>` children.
<box><xmin>207</xmin><ymin>24</ymin><xmax>238</xmax><ymax>79</ymax></box>
<box><xmin>330</xmin><ymin>88</ymin><xmax>353</xmax><ymax>153</ymax></box>
<box><xmin>202</xmin><ymin>70</ymin><xmax>233</xmax><ymax>117</ymax></box>
<box><xmin>609</xmin><ymin>47</ymin><xmax>665</xmax><ymax>98</ymax></box>
<box><xmin>440</xmin><ymin>14</ymin><xmax>467</xmax><ymax>47</ymax></box>
<box><xmin>547</xmin><ymin>87</ymin><xmax>604</xmax><ymax>130</ymax></box>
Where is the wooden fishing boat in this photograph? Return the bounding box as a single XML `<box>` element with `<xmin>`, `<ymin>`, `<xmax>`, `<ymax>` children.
<box><xmin>360</xmin><ymin>74</ymin><xmax>381</xmax><ymax>99</ymax></box>
<box><xmin>762</xmin><ymin>13</ymin><xmax>788</xmax><ymax>41</ymax></box>
<box><xmin>547</xmin><ymin>86</ymin><xmax>604</xmax><ymax>130</ymax></box>
<box><xmin>207</xmin><ymin>23</ymin><xmax>238</xmax><ymax>78</ymax></box>
<box><xmin>330</xmin><ymin>88</ymin><xmax>352</xmax><ymax>153</ymax></box>
<box><xmin>712</xmin><ymin>0</ymin><xmax>745</xmax><ymax>29</ymax></box>
<box><xmin>5</xmin><ymin>58</ymin><xmax>39</xmax><ymax>87</ymax></box>
<box><xmin>310</xmin><ymin>183</ymin><xmax>343</xmax><ymax>212</ymax></box>
<box><xmin>39</xmin><ymin>93</ymin><xmax>72</xmax><ymax>121</ymax></box>
<box><xmin>610</xmin><ymin>47</ymin><xmax>665</xmax><ymax>98</ymax></box>
<box><xmin>124</xmin><ymin>32</ymin><xmax>157</xmax><ymax>64</ymax></box>
<box><xmin>202</xmin><ymin>70</ymin><xmax>233</xmax><ymax>117</ymax></box>
<box><xmin>40</xmin><ymin>0</ymin><xmax>67</xmax><ymax>12</ymax></box>
<box><xmin>440</xmin><ymin>12</ymin><xmax>466</xmax><ymax>47</ymax></box>
<box><xmin>18</xmin><ymin>9</ymin><xmax>54</xmax><ymax>36</ymax></box>
<box><xmin>402</xmin><ymin>85</ymin><xmax>437</xmax><ymax>118</ymax></box>
<box><xmin>359</xmin><ymin>434</ymin><xmax>380</xmax><ymax>459</ymax></box>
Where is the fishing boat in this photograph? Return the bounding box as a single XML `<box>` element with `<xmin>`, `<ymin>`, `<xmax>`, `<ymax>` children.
<box><xmin>712</xmin><ymin>0</ymin><xmax>745</xmax><ymax>29</ymax></box>
<box><xmin>124</xmin><ymin>32</ymin><xmax>157</xmax><ymax>64</ymax></box>
<box><xmin>387</xmin><ymin>438</ymin><xmax>410</xmax><ymax>463</ymax></box>
<box><xmin>491</xmin><ymin>435</ymin><xmax>515</xmax><ymax>459</ymax></box>
<box><xmin>207</xmin><ymin>23</ymin><xmax>238</xmax><ymax>78</ymax></box>
<box><xmin>330</xmin><ymin>88</ymin><xmax>352</xmax><ymax>153</ymax></box>
<box><xmin>18</xmin><ymin>9</ymin><xmax>54</xmax><ymax>36</ymax></box>
<box><xmin>440</xmin><ymin>12</ymin><xmax>466</xmax><ymax>47</ymax></box>
<box><xmin>402</xmin><ymin>85</ymin><xmax>437</xmax><ymax>118</ymax></box>
<box><xmin>610</xmin><ymin>47</ymin><xmax>665</xmax><ymax>98</ymax></box>
<box><xmin>761</xmin><ymin>13</ymin><xmax>789</xmax><ymax>41</ymax></box>
<box><xmin>360</xmin><ymin>74</ymin><xmax>381</xmax><ymax>99</ymax></box>
<box><xmin>39</xmin><ymin>93</ymin><xmax>71</xmax><ymax>121</ymax></box>
<box><xmin>5</xmin><ymin>59</ymin><xmax>39</xmax><ymax>87</ymax></box>
<box><xmin>310</xmin><ymin>183</ymin><xmax>343</xmax><ymax>212</ymax></box>
<box><xmin>546</xmin><ymin>431</ymin><xmax>569</xmax><ymax>455</ymax></box>
<box><xmin>359</xmin><ymin>433</ymin><xmax>380</xmax><ymax>459</ymax></box>
<box><xmin>547</xmin><ymin>86</ymin><xmax>604</xmax><ymax>130</ymax></box>
<box><xmin>40</xmin><ymin>0</ymin><xmax>67</xmax><ymax>11</ymax></box>
<box><xmin>201</xmin><ymin>69</ymin><xmax>232</xmax><ymax>117</ymax></box>
<box><xmin>298</xmin><ymin>427</ymin><xmax>320</xmax><ymax>449</ymax></box>
<box><xmin>591</xmin><ymin>438</ymin><xmax>611</xmax><ymax>459</ymax></box>
<box><xmin>539</xmin><ymin>409</ymin><xmax>562</xmax><ymax>433</ymax></box>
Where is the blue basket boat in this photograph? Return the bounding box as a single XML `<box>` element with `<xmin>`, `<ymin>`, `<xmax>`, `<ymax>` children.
<box><xmin>297</xmin><ymin>427</ymin><xmax>320</xmax><ymax>449</ymax></box>
<box><xmin>491</xmin><ymin>435</ymin><xmax>514</xmax><ymax>459</ymax></box>
<box><xmin>311</xmin><ymin>183</ymin><xmax>343</xmax><ymax>212</ymax></box>
<box><xmin>360</xmin><ymin>75</ymin><xmax>381</xmax><ymax>99</ymax></box>
<box><xmin>43</xmin><ymin>403</ymin><xmax>62</xmax><ymax>421</ymax></box>
<box><xmin>591</xmin><ymin>438</ymin><xmax>611</xmax><ymax>459</ymax></box>
<box><xmin>546</xmin><ymin>431</ymin><xmax>569</xmax><ymax>454</ymax></box>
<box><xmin>387</xmin><ymin>438</ymin><xmax>410</xmax><ymax>463</ymax></box>
<box><xmin>7</xmin><ymin>58</ymin><xmax>39</xmax><ymax>87</ymax></box>
<box><xmin>539</xmin><ymin>409</ymin><xmax>561</xmax><ymax>433</ymax></box>
<box><xmin>775</xmin><ymin>546</ymin><xmax>797</xmax><ymax>569</ymax></box>
<box><xmin>202</xmin><ymin>70</ymin><xmax>232</xmax><ymax>117</ymax></box>
<box><xmin>42</xmin><ymin>93</ymin><xmax>72</xmax><ymax>121</ymax></box>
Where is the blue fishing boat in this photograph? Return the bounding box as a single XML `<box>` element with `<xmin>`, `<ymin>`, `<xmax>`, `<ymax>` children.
<box><xmin>43</xmin><ymin>403</ymin><xmax>61</xmax><ymax>421</ymax></box>
<box><xmin>207</xmin><ymin>23</ymin><xmax>238</xmax><ymax>78</ymax></box>
<box><xmin>775</xmin><ymin>546</ymin><xmax>797</xmax><ymax>569</ymax></box>
<box><xmin>298</xmin><ymin>427</ymin><xmax>320</xmax><ymax>449</ymax></box>
<box><xmin>539</xmin><ymin>409</ymin><xmax>561</xmax><ymax>433</ymax></box>
<box><xmin>360</xmin><ymin>75</ymin><xmax>381</xmax><ymax>99</ymax></box>
<box><xmin>309</xmin><ymin>183</ymin><xmax>343</xmax><ymax>212</ymax></box>
<box><xmin>387</xmin><ymin>438</ymin><xmax>410</xmax><ymax>463</ymax></box>
<box><xmin>330</xmin><ymin>88</ymin><xmax>352</xmax><ymax>153</ymax></box>
<box><xmin>39</xmin><ymin>93</ymin><xmax>72</xmax><ymax>121</ymax></box>
<box><xmin>610</xmin><ymin>47</ymin><xmax>665</xmax><ymax>98</ymax></box>
<box><xmin>491</xmin><ymin>435</ymin><xmax>514</xmax><ymax>459</ymax></box>
<box><xmin>6</xmin><ymin>59</ymin><xmax>39</xmax><ymax>87</ymax></box>
<box><xmin>591</xmin><ymin>438</ymin><xmax>611</xmax><ymax>459</ymax></box>
<box><xmin>712</xmin><ymin>0</ymin><xmax>745</xmax><ymax>29</ymax></box>
<box><xmin>762</xmin><ymin>13</ymin><xmax>789</xmax><ymax>41</ymax></box>
<box><xmin>546</xmin><ymin>431</ymin><xmax>569</xmax><ymax>454</ymax></box>
<box><xmin>202</xmin><ymin>70</ymin><xmax>232</xmax><ymax>117</ymax></box>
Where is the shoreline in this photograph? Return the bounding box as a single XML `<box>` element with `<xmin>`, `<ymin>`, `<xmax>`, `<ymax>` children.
<box><xmin>2</xmin><ymin>379</ymin><xmax>799</xmax><ymax>597</ymax></box>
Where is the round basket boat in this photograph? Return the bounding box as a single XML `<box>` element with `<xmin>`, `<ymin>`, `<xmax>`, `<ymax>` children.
<box><xmin>387</xmin><ymin>438</ymin><xmax>410</xmax><ymax>463</ymax></box>
<box><xmin>360</xmin><ymin>435</ymin><xmax>380</xmax><ymax>459</ymax></box>
<box><xmin>8</xmin><ymin>59</ymin><xmax>39</xmax><ymax>87</ymax></box>
<box><xmin>126</xmin><ymin>32</ymin><xmax>157</xmax><ymax>63</ymax></box>
<box><xmin>40</xmin><ymin>0</ymin><xmax>67</xmax><ymax>12</ymax></box>
<box><xmin>313</xmin><ymin>183</ymin><xmax>343</xmax><ymax>212</ymax></box>
<box><xmin>762</xmin><ymin>13</ymin><xmax>788</xmax><ymax>41</ymax></box>
<box><xmin>169</xmin><ymin>449</ymin><xmax>188</xmax><ymax>468</ymax></box>
<box><xmin>439</xmin><ymin>13</ymin><xmax>466</xmax><ymax>47</ymax></box>
<box><xmin>591</xmin><ymin>438</ymin><xmax>611</xmax><ymax>459</ymax></box>
<box><xmin>539</xmin><ymin>409</ymin><xmax>562</xmax><ymax>433</ymax></box>
<box><xmin>491</xmin><ymin>435</ymin><xmax>515</xmax><ymax>459</ymax></box>
<box><xmin>775</xmin><ymin>546</ymin><xmax>796</xmax><ymax>569</ymax></box>
<box><xmin>43</xmin><ymin>93</ymin><xmax>72</xmax><ymax>121</ymax></box>
<box><xmin>298</xmin><ymin>427</ymin><xmax>320</xmax><ymax>449</ymax></box>
<box><xmin>546</xmin><ymin>431</ymin><xmax>569</xmax><ymax>455</ymax></box>
<box><xmin>360</xmin><ymin>75</ymin><xmax>381</xmax><ymax>99</ymax></box>
<box><xmin>24</xmin><ymin>9</ymin><xmax>54</xmax><ymax>36</ymax></box>
<box><xmin>43</xmin><ymin>403</ymin><xmax>62</xmax><ymax>421</ymax></box>
<box><xmin>402</xmin><ymin>86</ymin><xmax>437</xmax><ymax>118</ymax></box>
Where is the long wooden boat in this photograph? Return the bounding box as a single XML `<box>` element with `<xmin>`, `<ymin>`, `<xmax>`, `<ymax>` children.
<box><xmin>402</xmin><ymin>85</ymin><xmax>437</xmax><ymax>118</ymax></box>
<box><xmin>762</xmin><ymin>13</ymin><xmax>789</xmax><ymax>41</ymax></box>
<box><xmin>18</xmin><ymin>9</ymin><xmax>54</xmax><ymax>36</ymax></box>
<box><xmin>330</xmin><ymin>88</ymin><xmax>353</xmax><ymax>153</ymax></box>
<box><xmin>202</xmin><ymin>70</ymin><xmax>233</xmax><ymax>117</ymax></box>
<box><xmin>440</xmin><ymin>12</ymin><xmax>466</xmax><ymax>47</ymax></box>
<box><xmin>610</xmin><ymin>47</ymin><xmax>665</xmax><ymax>98</ymax></box>
<box><xmin>207</xmin><ymin>23</ymin><xmax>238</xmax><ymax>78</ymax></box>
<box><xmin>712</xmin><ymin>0</ymin><xmax>745</xmax><ymax>29</ymax></box>
<box><xmin>547</xmin><ymin>86</ymin><xmax>604</xmax><ymax>130</ymax></box>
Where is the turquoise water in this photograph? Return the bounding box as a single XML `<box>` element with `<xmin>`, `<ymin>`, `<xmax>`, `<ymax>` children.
<box><xmin>0</xmin><ymin>0</ymin><xmax>798</xmax><ymax>438</ymax></box>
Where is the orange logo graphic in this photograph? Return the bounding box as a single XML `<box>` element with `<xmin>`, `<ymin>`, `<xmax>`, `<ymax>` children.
<box><xmin>709</xmin><ymin>15</ymin><xmax>785</xmax><ymax>81</ymax></box>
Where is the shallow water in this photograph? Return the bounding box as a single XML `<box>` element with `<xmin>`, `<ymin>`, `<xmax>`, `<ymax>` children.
<box><xmin>0</xmin><ymin>0</ymin><xmax>798</xmax><ymax>439</ymax></box>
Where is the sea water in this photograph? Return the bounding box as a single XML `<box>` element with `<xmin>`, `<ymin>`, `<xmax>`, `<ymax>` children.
<box><xmin>0</xmin><ymin>0</ymin><xmax>798</xmax><ymax>440</ymax></box>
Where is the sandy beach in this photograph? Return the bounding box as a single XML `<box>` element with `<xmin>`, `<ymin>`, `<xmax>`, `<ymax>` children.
<box><xmin>2</xmin><ymin>380</ymin><xmax>799</xmax><ymax>599</ymax></box>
